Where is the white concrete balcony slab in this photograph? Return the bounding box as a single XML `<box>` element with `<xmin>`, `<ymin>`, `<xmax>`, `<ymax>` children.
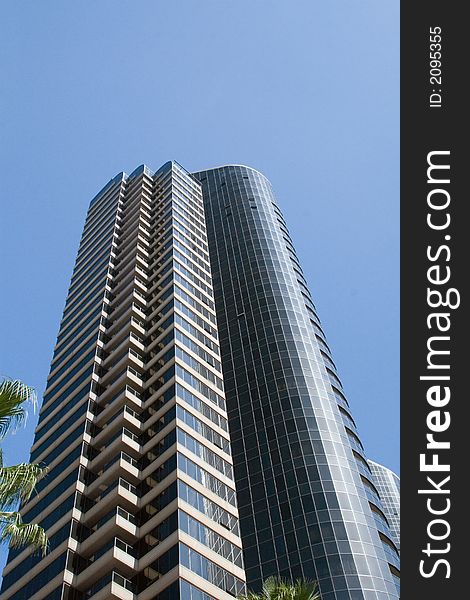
<box><xmin>80</xmin><ymin>510</ymin><xmax>137</xmax><ymax>557</ymax></box>
<box><xmin>84</xmin><ymin>479</ymin><xmax>139</xmax><ymax>524</ymax></box>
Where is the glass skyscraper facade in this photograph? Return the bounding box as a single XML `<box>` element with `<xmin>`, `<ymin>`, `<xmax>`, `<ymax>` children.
<box><xmin>367</xmin><ymin>462</ymin><xmax>400</xmax><ymax>553</ymax></box>
<box><xmin>193</xmin><ymin>165</ymin><xmax>400</xmax><ymax>600</ymax></box>
<box><xmin>1</xmin><ymin>161</ymin><xmax>399</xmax><ymax>600</ymax></box>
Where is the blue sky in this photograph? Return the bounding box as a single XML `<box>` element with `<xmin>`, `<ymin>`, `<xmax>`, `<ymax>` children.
<box><xmin>0</xmin><ymin>0</ymin><xmax>399</xmax><ymax>576</ymax></box>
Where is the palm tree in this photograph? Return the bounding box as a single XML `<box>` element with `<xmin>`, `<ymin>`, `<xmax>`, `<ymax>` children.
<box><xmin>0</xmin><ymin>378</ymin><xmax>48</xmax><ymax>555</ymax></box>
<box><xmin>239</xmin><ymin>577</ymin><xmax>321</xmax><ymax>600</ymax></box>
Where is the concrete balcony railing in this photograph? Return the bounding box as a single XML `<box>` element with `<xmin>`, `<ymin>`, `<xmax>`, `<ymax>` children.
<box><xmin>83</xmin><ymin>478</ymin><xmax>139</xmax><ymax>524</ymax></box>
<box><xmin>96</xmin><ymin>366</ymin><xmax>144</xmax><ymax>410</ymax></box>
<box><xmin>80</xmin><ymin>507</ymin><xmax>138</xmax><ymax>557</ymax></box>
<box><xmin>86</xmin><ymin>571</ymin><xmax>135</xmax><ymax>600</ymax></box>
<box><xmin>75</xmin><ymin>541</ymin><xmax>136</xmax><ymax>592</ymax></box>
<box><xmin>92</xmin><ymin>406</ymin><xmax>142</xmax><ymax>447</ymax></box>
<box><xmin>94</xmin><ymin>386</ymin><xmax>143</xmax><ymax>427</ymax></box>
<box><xmin>89</xmin><ymin>446</ymin><xmax>140</xmax><ymax>484</ymax></box>
<box><xmin>90</xmin><ymin>423</ymin><xmax>140</xmax><ymax>462</ymax></box>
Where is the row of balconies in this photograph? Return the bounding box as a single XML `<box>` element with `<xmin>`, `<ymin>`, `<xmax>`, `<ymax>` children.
<box><xmin>72</xmin><ymin>186</ymin><xmax>222</xmax><ymax>599</ymax></box>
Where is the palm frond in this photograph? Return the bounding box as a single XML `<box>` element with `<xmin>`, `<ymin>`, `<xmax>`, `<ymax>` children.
<box><xmin>265</xmin><ymin>577</ymin><xmax>292</xmax><ymax>599</ymax></box>
<box><xmin>0</xmin><ymin>511</ymin><xmax>48</xmax><ymax>556</ymax></box>
<box><xmin>0</xmin><ymin>462</ymin><xmax>48</xmax><ymax>508</ymax></box>
<box><xmin>262</xmin><ymin>576</ymin><xmax>280</xmax><ymax>598</ymax></box>
<box><xmin>0</xmin><ymin>378</ymin><xmax>37</xmax><ymax>439</ymax></box>
<box><xmin>239</xmin><ymin>577</ymin><xmax>321</xmax><ymax>600</ymax></box>
<box><xmin>292</xmin><ymin>579</ymin><xmax>321</xmax><ymax>600</ymax></box>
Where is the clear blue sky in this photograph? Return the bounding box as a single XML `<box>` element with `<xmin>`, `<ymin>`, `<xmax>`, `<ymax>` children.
<box><xmin>0</xmin><ymin>0</ymin><xmax>399</xmax><ymax>576</ymax></box>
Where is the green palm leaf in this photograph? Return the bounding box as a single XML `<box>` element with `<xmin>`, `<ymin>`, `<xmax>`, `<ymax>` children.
<box><xmin>0</xmin><ymin>461</ymin><xmax>48</xmax><ymax>508</ymax></box>
<box><xmin>0</xmin><ymin>511</ymin><xmax>48</xmax><ymax>556</ymax></box>
<box><xmin>291</xmin><ymin>578</ymin><xmax>321</xmax><ymax>600</ymax></box>
<box><xmin>0</xmin><ymin>378</ymin><xmax>36</xmax><ymax>439</ymax></box>
<box><xmin>0</xmin><ymin>376</ymin><xmax>48</xmax><ymax>555</ymax></box>
<box><xmin>239</xmin><ymin>577</ymin><xmax>321</xmax><ymax>600</ymax></box>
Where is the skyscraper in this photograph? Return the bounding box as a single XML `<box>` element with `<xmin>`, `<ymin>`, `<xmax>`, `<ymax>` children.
<box><xmin>1</xmin><ymin>162</ymin><xmax>246</xmax><ymax>600</ymax></box>
<box><xmin>367</xmin><ymin>461</ymin><xmax>400</xmax><ymax>552</ymax></box>
<box><xmin>193</xmin><ymin>165</ymin><xmax>400</xmax><ymax>599</ymax></box>
<box><xmin>1</xmin><ymin>161</ymin><xmax>399</xmax><ymax>600</ymax></box>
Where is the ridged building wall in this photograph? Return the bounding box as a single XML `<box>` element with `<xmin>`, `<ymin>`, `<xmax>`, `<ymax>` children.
<box><xmin>1</xmin><ymin>161</ymin><xmax>245</xmax><ymax>600</ymax></box>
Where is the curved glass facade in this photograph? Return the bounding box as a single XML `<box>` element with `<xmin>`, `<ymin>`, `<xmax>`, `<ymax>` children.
<box><xmin>193</xmin><ymin>165</ymin><xmax>400</xmax><ymax>600</ymax></box>
<box><xmin>368</xmin><ymin>461</ymin><xmax>400</xmax><ymax>553</ymax></box>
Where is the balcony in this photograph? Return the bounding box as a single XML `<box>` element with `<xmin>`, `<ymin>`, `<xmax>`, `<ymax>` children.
<box><xmin>126</xmin><ymin>365</ymin><xmax>145</xmax><ymax>388</ymax></box>
<box><xmin>135</xmin><ymin>253</ymin><xmax>149</xmax><ymax>271</ymax></box>
<box><xmin>89</xmin><ymin>571</ymin><xmax>136</xmax><ymax>600</ymax></box>
<box><xmin>96</xmin><ymin>355</ymin><xmax>144</xmax><ymax>399</ymax></box>
<box><xmin>80</xmin><ymin>506</ymin><xmax>138</xmax><ymax>556</ymax></box>
<box><xmin>129</xmin><ymin>330</ymin><xmax>146</xmax><ymax>352</ymax></box>
<box><xmin>76</xmin><ymin>539</ymin><xmax>136</xmax><ymax>591</ymax></box>
<box><xmin>91</xmin><ymin>418</ymin><xmax>142</xmax><ymax>458</ymax></box>
<box><xmin>130</xmin><ymin>316</ymin><xmax>146</xmax><ymax>337</ymax></box>
<box><xmin>96</xmin><ymin>366</ymin><xmax>144</xmax><ymax>411</ymax></box>
<box><xmin>95</xmin><ymin>385</ymin><xmax>144</xmax><ymax>425</ymax></box>
<box><xmin>83</xmin><ymin>478</ymin><xmax>139</xmax><ymax>524</ymax></box>
<box><xmin>109</xmin><ymin>277</ymin><xmax>136</xmax><ymax>310</ymax></box>
<box><xmin>106</xmin><ymin>297</ymin><xmax>147</xmax><ymax>341</ymax></box>
<box><xmin>88</xmin><ymin>450</ymin><xmax>140</xmax><ymax>493</ymax></box>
